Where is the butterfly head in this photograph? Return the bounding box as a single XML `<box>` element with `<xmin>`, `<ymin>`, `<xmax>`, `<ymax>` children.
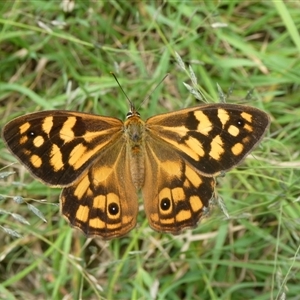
<box><xmin>126</xmin><ymin>109</ymin><xmax>141</xmax><ymax>119</ymax></box>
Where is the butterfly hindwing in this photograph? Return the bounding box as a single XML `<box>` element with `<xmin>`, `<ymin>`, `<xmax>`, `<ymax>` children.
<box><xmin>60</xmin><ymin>137</ymin><xmax>138</xmax><ymax>239</ymax></box>
<box><xmin>143</xmin><ymin>134</ymin><xmax>216</xmax><ymax>234</ymax></box>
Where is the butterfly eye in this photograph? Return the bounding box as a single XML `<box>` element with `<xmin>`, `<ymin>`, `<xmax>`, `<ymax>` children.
<box><xmin>108</xmin><ymin>202</ymin><xmax>120</xmax><ymax>215</ymax></box>
<box><xmin>126</xmin><ymin>111</ymin><xmax>140</xmax><ymax>119</ymax></box>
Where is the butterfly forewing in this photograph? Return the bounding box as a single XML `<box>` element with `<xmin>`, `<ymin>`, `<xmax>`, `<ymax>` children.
<box><xmin>146</xmin><ymin>104</ymin><xmax>270</xmax><ymax>176</ymax></box>
<box><xmin>3</xmin><ymin>110</ymin><xmax>123</xmax><ymax>186</ymax></box>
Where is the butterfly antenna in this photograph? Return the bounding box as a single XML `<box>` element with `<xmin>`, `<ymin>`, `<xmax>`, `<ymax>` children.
<box><xmin>111</xmin><ymin>72</ymin><xmax>135</xmax><ymax>112</ymax></box>
<box><xmin>140</xmin><ymin>74</ymin><xmax>169</xmax><ymax>109</ymax></box>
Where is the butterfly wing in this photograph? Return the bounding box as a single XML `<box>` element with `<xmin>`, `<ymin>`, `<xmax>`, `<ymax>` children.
<box><xmin>143</xmin><ymin>135</ymin><xmax>216</xmax><ymax>234</ymax></box>
<box><xmin>3</xmin><ymin>110</ymin><xmax>139</xmax><ymax>238</ymax></box>
<box><xmin>60</xmin><ymin>137</ymin><xmax>139</xmax><ymax>239</ymax></box>
<box><xmin>143</xmin><ymin>103</ymin><xmax>269</xmax><ymax>233</ymax></box>
<box><xmin>146</xmin><ymin>103</ymin><xmax>270</xmax><ymax>176</ymax></box>
<box><xmin>2</xmin><ymin>110</ymin><xmax>123</xmax><ymax>186</ymax></box>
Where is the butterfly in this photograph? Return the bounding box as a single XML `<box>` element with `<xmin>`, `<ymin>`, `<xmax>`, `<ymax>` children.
<box><xmin>2</xmin><ymin>100</ymin><xmax>270</xmax><ymax>239</ymax></box>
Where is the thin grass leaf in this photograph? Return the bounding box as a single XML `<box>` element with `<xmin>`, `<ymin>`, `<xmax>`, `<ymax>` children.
<box><xmin>245</xmin><ymin>88</ymin><xmax>254</xmax><ymax>101</ymax></box>
<box><xmin>216</xmin><ymin>83</ymin><xmax>226</xmax><ymax>103</ymax></box>
<box><xmin>227</xmin><ymin>83</ymin><xmax>235</xmax><ymax>99</ymax></box>
<box><xmin>0</xmin><ymin>226</ymin><xmax>22</xmax><ymax>238</ymax></box>
<box><xmin>13</xmin><ymin>196</ymin><xmax>24</xmax><ymax>204</ymax></box>
<box><xmin>0</xmin><ymin>209</ymin><xmax>9</xmax><ymax>215</ymax></box>
<box><xmin>188</xmin><ymin>65</ymin><xmax>198</xmax><ymax>86</ymax></box>
<box><xmin>217</xmin><ymin>196</ymin><xmax>230</xmax><ymax>219</ymax></box>
<box><xmin>175</xmin><ymin>51</ymin><xmax>186</xmax><ymax>71</ymax></box>
<box><xmin>211</xmin><ymin>22</ymin><xmax>228</xmax><ymax>28</ymax></box>
<box><xmin>182</xmin><ymin>82</ymin><xmax>203</xmax><ymax>101</ymax></box>
<box><xmin>27</xmin><ymin>203</ymin><xmax>47</xmax><ymax>223</ymax></box>
<box><xmin>0</xmin><ymin>171</ymin><xmax>15</xmax><ymax>179</ymax></box>
<box><xmin>11</xmin><ymin>213</ymin><xmax>30</xmax><ymax>225</ymax></box>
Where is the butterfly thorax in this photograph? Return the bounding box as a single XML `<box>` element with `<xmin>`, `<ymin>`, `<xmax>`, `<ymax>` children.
<box><xmin>124</xmin><ymin>114</ymin><xmax>146</xmax><ymax>190</ymax></box>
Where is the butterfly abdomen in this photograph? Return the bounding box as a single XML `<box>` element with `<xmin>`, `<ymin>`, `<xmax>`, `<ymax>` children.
<box><xmin>128</xmin><ymin>148</ymin><xmax>145</xmax><ymax>190</ymax></box>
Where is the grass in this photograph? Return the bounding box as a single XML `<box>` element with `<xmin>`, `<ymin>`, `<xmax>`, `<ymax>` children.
<box><xmin>1</xmin><ymin>1</ymin><xmax>300</xmax><ymax>299</ymax></box>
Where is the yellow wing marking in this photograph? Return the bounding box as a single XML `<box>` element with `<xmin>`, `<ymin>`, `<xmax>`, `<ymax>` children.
<box><xmin>194</xmin><ymin>110</ymin><xmax>213</xmax><ymax>136</ymax></box>
<box><xmin>59</xmin><ymin>117</ymin><xmax>77</xmax><ymax>142</ymax></box>
<box><xmin>42</xmin><ymin>116</ymin><xmax>53</xmax><ymax>135</ymax></box>
<box><xmin>209</xmin><ymin>135</ymin><xmax>224</xmax><ymax>160</ymax></box>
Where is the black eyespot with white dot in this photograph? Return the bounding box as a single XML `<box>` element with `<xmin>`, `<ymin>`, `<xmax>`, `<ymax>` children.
<box><xmin>236</xmin><ymin>118</ymin><xmax>245</xmax><ymax>127</ymax></box>
<box><xmin>108</xmin><ymin>202</ymin><xmax>119</xmax><ymax>215</ymax></box>
<box><xmin>160</xmin><ymin>198</ymin><xmax>171</xmax><ymax>211</ymax></box>
<box><xmin>28</xmin><ymin>131</ymin><xmax>35</xmax><ymax>137</ymax></box>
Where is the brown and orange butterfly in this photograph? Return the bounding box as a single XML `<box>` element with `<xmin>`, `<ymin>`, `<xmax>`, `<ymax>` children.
<box><xmin>2</xmin><ymin>99</ymin><xmax>269</xmax><ymax>239</ymax></box>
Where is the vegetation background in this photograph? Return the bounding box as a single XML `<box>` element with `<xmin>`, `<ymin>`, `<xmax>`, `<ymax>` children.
<box><xmin>0</xmin><ymin>1</ymin><xmax>299</xmax><ymax>299</ymax></box>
